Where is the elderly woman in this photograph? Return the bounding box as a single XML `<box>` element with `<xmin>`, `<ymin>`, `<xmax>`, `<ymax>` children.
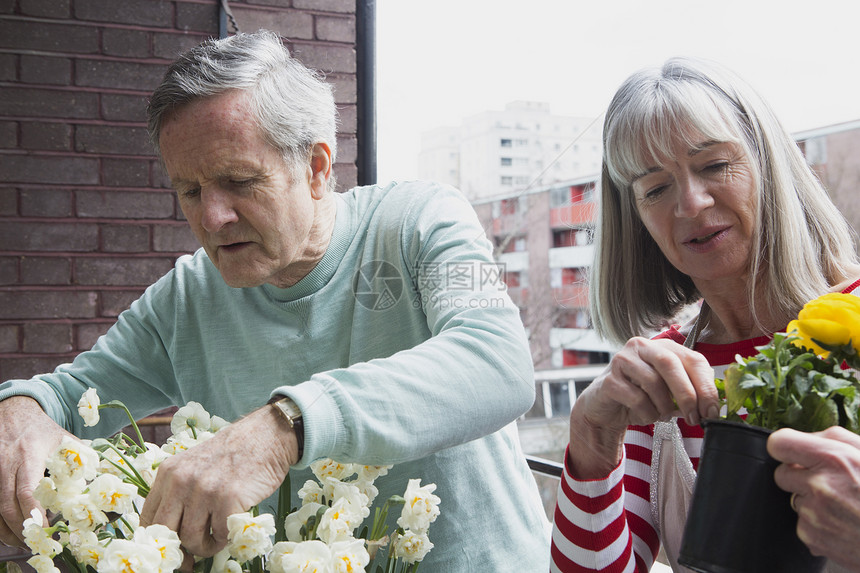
<box><xmin>550</xmin><ymin>57</ymin><xmax>860</xmax><ymax>573</ymax></box>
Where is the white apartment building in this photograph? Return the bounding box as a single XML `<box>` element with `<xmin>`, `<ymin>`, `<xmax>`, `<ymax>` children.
<box><xmin>418</xmin><ymin>101</ymin><xmax>603</xmax><ymax>201</ymax></box>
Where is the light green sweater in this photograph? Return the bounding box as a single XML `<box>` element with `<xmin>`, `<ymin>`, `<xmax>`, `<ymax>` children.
<box><xmin>1</xmin><ymin>181</ymin><xmax>551</xmax><ymax>571</ymax></box>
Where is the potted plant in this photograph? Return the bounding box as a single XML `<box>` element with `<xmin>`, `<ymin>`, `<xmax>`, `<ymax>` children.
<box><xmin>679</xmin><ymin>293</ymin><xmax>860</xmax><ymax>573</ymax></box>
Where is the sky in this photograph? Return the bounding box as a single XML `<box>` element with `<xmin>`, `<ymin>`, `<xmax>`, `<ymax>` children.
<box><xmin>375</xmin><ymin>0</ymin><xmax>860</xmax><ymax>183</ymax></box>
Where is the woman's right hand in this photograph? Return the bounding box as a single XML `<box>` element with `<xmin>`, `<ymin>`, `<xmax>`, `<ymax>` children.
<box><xmin>567</xmin><ymin>337</ymin><xmax>719</xmax><ymax>478</ymax></box>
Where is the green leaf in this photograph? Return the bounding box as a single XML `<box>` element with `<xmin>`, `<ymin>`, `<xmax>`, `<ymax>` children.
<box><xmin>723</xmin><ymin>364</ymin><xmax>754</xmax><ymax>416</ymax></box>
<box><xmin>816</xmin><ymin>374</ymin><xmax>853</xmax><ymax>393</ymax></box>
<box><xmin>738</xmin><ymin>373</ymin><xmax>767</xmax><ymax>390</ymax></box>
<box><xmin>796</xmin><ymin>393</ymin><xmax>839</xmax><ymax>432</ymax></box>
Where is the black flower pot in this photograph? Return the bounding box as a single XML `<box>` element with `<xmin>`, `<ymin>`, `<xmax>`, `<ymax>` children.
<box><xmin>678</xmin><ymin>419</ymin><xmax>826</xmax><ymax>573</ymax></box>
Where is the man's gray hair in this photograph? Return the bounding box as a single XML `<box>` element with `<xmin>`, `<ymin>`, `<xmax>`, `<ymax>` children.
<box><xmin>147</xmin><ymin>30</ymin><xmax>338</xmax><ymax>173</ymax></box>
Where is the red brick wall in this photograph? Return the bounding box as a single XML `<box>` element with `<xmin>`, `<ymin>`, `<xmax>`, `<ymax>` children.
<box><xmin>0</xmin><ymin>0</ymin><xmax>358</xmax><ymax>381</ymax></box>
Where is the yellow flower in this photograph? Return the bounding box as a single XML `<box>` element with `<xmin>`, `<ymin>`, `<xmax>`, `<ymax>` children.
<box><xmin>788</xmin><ymin>293</ymin><xmax>860</xmax><ymax>357</ymax></box>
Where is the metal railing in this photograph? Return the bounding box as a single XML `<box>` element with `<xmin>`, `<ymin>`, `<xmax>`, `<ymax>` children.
<box><xmin>526</xmin><ymin>455</ymin><xmax>563</xmax><ymax>478</ymax></box>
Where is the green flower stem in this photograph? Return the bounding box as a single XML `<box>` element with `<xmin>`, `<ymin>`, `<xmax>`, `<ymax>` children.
<box><xmin>276</xmin><ymin>473</ymin><xmax>291</xmax><ymax>543</ymax></box>
<box><xmin>117</xmin><ymin>516</ymin><xmax>135</xmax><ymax>539</ymax></box>
<box><xmin>768</xmin><ymin>335</ymin><xmax>786</xmax><ymax>429</ymax></box>
<box><xmin>370</xmin><ymin>495</ymin><xmax>404</xmax><ymax>541</ymax></box>
<box><xmin>95</xmin><ymin>441</ymin><xmax>150</xmax><ymax>496</ymax></box>
<box><xmin>98</xmin><ymin>401</ymin><xmax>145</xmax><ymax>448</ymax></box>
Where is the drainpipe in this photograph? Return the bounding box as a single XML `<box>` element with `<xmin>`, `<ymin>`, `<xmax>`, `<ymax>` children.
<box><xmin>219</xmin><ymin>0</ymin><xmax>238</xmax><ymax>38</ymax></box>
<box><xmin>356</xmin><ymin>0</ymin><xmax>377</xmax><ymax>185</ymax></box>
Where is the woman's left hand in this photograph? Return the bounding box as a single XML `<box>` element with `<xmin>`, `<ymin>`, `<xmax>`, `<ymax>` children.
<box><xmin>768</xmin><ymin>426</ymin><xmax>860</xmax><ymax>569</ymax></box>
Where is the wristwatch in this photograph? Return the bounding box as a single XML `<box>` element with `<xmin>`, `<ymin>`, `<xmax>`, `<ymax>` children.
<box><xmin>270</xmin><ymin>395</ymin><xmax>304</xmax><ymax>460</ymax></box>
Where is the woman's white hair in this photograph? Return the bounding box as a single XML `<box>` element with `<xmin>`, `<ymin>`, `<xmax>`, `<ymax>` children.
<box><xmin>147</xmin><ymin>30</ymin><xmax>338</xmax><ymax>186</ymax></box>
<box><xmin>591</xmin><ymin>57</ymin><xmax>859</xmax><ymax>345</ymax></box>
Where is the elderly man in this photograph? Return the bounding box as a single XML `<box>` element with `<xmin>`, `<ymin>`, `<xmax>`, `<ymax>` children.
<box><xmin>0</xmin><ymin>31</ymin><xmax>550</xmax><ymax>570</ymax></box>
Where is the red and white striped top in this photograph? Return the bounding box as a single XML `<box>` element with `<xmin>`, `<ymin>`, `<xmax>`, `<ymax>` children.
<box><xmin>550</xmin><ymin>281</ymin><xmax>860</xmax><ymax>572</ymax></box>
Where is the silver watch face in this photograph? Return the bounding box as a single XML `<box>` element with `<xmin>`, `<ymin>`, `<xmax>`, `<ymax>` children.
<box><xmin>276</xmin><ymin>397</ymin><xmax>302</xmax><ymax>420</ymax></box>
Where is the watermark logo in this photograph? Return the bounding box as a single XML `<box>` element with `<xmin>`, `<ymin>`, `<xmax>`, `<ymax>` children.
<box><xmin>353</xmin><ymin>260</ymin><xmax>508</xmax><ymax>312</ymax></box>
<box><xmin>353</xmin><ymin>260</ymin><xmax>404</xmax><ymax>311</ymax></box>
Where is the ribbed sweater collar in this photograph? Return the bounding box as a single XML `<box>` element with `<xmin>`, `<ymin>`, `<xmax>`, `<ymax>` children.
<box><xmin>262</xmin><ymin>193</ymin><xmax>354</xmax><ymax>302</ymax></box>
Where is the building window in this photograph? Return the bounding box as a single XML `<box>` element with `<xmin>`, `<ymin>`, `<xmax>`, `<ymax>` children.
<box><xmin>500</xmin><ymin>198</ymin><xmax>517</xmax><ymax>215</ymax></box>
<box><xmin>554</xmin><ymin>308</ymin><xmax>590</xmax><ymax>329</ymax></box>
<box><xmin>561</xmin><ymin>267</ymin><xmax>587</xmax><ymax>285</ymax></box>
<box><xmin>552</xmin><ymin>229</ymin><xmax>575</xmax><ymax>248</ymax></box>
<box><xmin>500</xmin><ymin>138</ymin><xmax>512</xmax><ymax>148</ymax></box>
<box><xmin>500</xmin><ymin>157</ymin><xmax>512</xmax><ymax>166</ymax></box>
<box><xmin>562</xmin><ymin>349</ymin><xmax>591</xmax><ymax>366</ymax></box>
<box><xmin>550</xmin><ymin>182</ymin><xmax>596</xmax><ymax>207</ymax></box>
<box><xmin>501</xmin><ymin>176</ymin><xmax>513</xmax><ymax>185</ymax></box>
<box><xmin>552</xmin><ymin>227</ymin><xmax>593</xmax><ymax>248</ymax></box>
<box><xmin>562</xmin><ymin>350</ymin><xmax>609</xmax><ymax>367</ymax></box>
<box><xmin>503</xmin><ymin>270</ymin><xmax>527</xmax><ymax>288</ymax></box>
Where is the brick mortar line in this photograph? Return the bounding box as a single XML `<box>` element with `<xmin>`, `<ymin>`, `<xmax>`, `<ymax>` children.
<box><xmin>0</xmin><ymin>116</ymin><xmax>150</xmax><ymax>128</ymax></box>
<box><xmin>0</xmin><ymin>218</ymin><xmax>186</xmax><ymax>224</ymax></box>
<box><xmin>0</xmin><ymin>252</ymin><xmax>191</xmax><ymax>259</ymax></box>
<box><xmin>0</xmin><ymin>15</ymin><xmax>214</xmax><ymax>36</ymax></box>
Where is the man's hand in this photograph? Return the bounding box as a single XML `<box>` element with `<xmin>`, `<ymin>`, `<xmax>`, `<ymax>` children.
<box><xmin>140</xmin><ymin>403</ymin><xmax>299</xmax><ymax>558</ymax></box>
<box><xmin>768</xmin><ymin>427</ymin><xmax>860</xmax><ymax>570</ymax></box>
<box><xmin>0</xmin><ymin>396</ymin><xmax>71</xmax><ymax>547</ymax></box>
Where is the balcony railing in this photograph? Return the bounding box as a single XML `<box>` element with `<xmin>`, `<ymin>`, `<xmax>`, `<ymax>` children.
<box><xmin>550</xmin><ymin>202</ymin><xmax>596</xmax><ymax>228</ymax></box>
<box><xmin>526</xmin><ymin>455</ymin><xmax>563</xmax><ymax>478</ymax></box>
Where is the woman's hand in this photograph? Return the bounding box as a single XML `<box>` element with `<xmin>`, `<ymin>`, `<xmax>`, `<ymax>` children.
<box><xmin>769</xmin><ymin>427</ymin><xmax>860</xmax><ymax>569</ymax></box>
<box><xmin>568</xmin><ymin>337</ymin><xmax>718</xmax><ymax>479</ymax></box>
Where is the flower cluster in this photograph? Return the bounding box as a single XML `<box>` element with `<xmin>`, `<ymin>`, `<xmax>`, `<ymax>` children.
<box><xmin>718</xmin><ymin>293</ymin><xmax>860</xmax><ymax>432</ymax></box>
<box><xmin>266</xmin><ymin>460</ymin><xmax>440</xmax><ymax>573</ymax></box>
<box><xmin>20</xmin><ymin>391</ymin><xmax>439</xmax><ymax>573</ymax></box>
<box><xmin>21</xmin><ymin>395</ymin><xmax>226</xmax><ymax>573</ymax></box>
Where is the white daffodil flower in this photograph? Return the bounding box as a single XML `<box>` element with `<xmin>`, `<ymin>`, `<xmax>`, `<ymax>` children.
<box><xmin>310</xmin><ymin>459</ymin><xmax>355</xmax><ymax>482</ymax></box>
<box><xmin>297</xmin><ymin>479</ymin><xmax>324</xmax><ymax>506</ymax></box>
<box><xmin>134</xmin><ymin>524</ymin><xmax>183</xmax><ymax>573</ymax></box>
<box><xmin>396</xmin><ymin>479</ymin><xmax>441</xmax><ymax>533</ymax></box>
<box><xmin>46</xmin><ymin>436</ymin><xmax>100</xmax><ymax>483</ymax></box>
<box><xmin>66</xmin><ymin>528</ymin><xmax>104</xmax><ymax>569</ymax></box>
<box><xmin>325</xmin><ymin>478</ymin><xmax>370</xmax><ymax>520</ymax></box>
<box><xmin>99</xmin><ymin>538</ymin><xmax>162</xmax><ymax>573</ymax></box>
<box><xmin>88</xmin><ymin>473</ymin><xmax>138</xmax><ymax>514</ymax></box>
<box><xmin>354</xmin><ymin>480</ymin><xmax>379</xmax><ymax>506</ymax></box>
<box><xmin>269</xmin><ymin>540</ymin><xmax>332</xmax><ymax>573</ymax></box>
<box><xmin>60</xmin><ymin>493</ymin><xmax>108</xmax><ymax>532</ymax></box>
<box><xmin>22</xmin><ymin>509</ymin><xmax>61</xmax><ymax>558</ymax></box>
<box><xmin>355</xmin><ymin>464</ymin><xmax>391</xmax><ymax>483</ymax></box>
<box><xmin>316</xmin><ymin>498</ymin><xmax>362</xmax><ymax>545</ymax></box>
<box><xmin>27</xmin><ymin>554</ymin><xmax>60</xmax><ymax>573</ymax></box>
<box><xmin>131</xmin><ymin>443</ymin><xmax>168</xmax><ymax>486</ymax></box>
<box><xmin>329</xmin><ymin>538</ymin><xmax>370</xmax><ymax>573</ymax></box>
<box><xmin>210</xmin><ymin>415</ymin><xmax>230</xmax><ymax>432</ymax></box>
<box><xmin>77</xmin><ymin>388</ymin><xmax>100</xmax><ymax>427</ymax></box>
<box><xmin>392</xmin><ymin>530</ymin><xmax>434</xmax><ymax>563</ymax></box>
<box><xmin>225</xmin><ymin>512</ymin><xmax>276</xmax><ymax>563</ymax></box>
<box><xmin>284</xmin><ymin>502</ymin><xmax>324</xmax><ymax>543</ymax></box>
<box><xmin>169</xmin><ymin>401</ymin><xmax>211</xmax><ymax>435</ymax></box>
